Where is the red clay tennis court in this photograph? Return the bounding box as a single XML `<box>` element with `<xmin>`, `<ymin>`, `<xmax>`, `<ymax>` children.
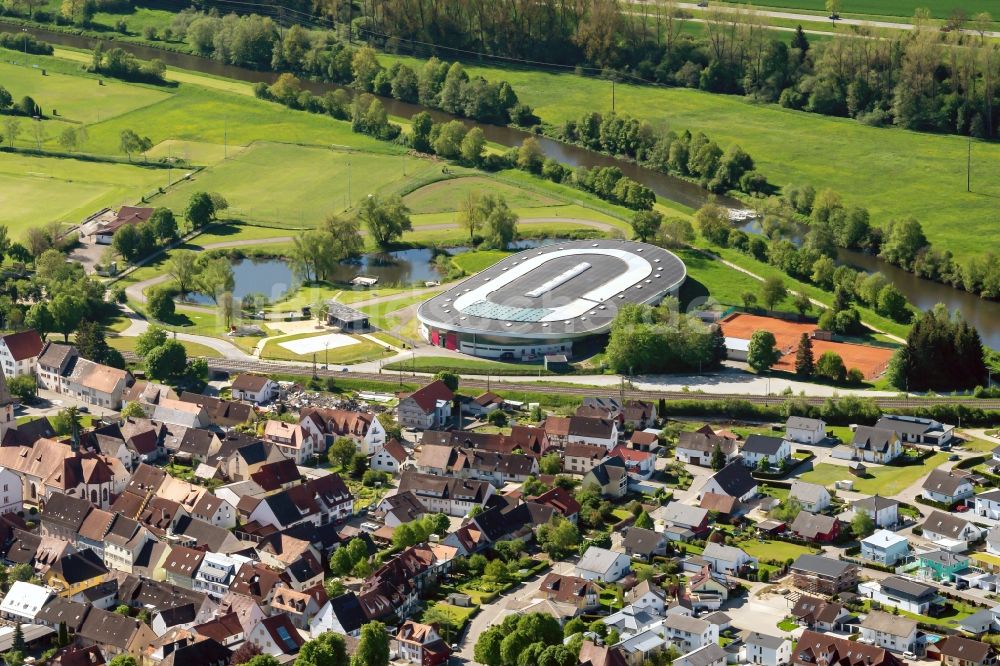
<box><xmin>719</xmin><ymin>312</ymin><xmax>894</xmax><ymax>379</ymax></box>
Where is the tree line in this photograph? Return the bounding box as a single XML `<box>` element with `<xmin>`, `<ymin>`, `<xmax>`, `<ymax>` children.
<box><xmin>352</xmin><ymin>0</ymin><xmax>1000</xmax><ymax>140</ymax></box>
<box><xmin>561</xmin><ymin>113</ymin><xmax>768</xmax><ymax>195</ymax></box>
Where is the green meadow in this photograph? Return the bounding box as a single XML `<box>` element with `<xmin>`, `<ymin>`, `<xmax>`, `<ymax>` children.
<box><xmin>380</xmin><ymin>53</ymin><xmax>1000</xmax><ymax>262</ymax></box>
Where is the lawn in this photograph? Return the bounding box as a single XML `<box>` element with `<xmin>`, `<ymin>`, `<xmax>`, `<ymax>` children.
<box><xmin>358</xmin><ymin>292</ymin><xmax>440</xmax><ymax>330</ymax></box>
<box><xmin>0</xmin><ymin>59</ymin><xmax>170</xmax><ymax>127</ymax></box>
<box><xmin>0</xmin><ymin>152</ymin><xmax>167</xmax><ymax>237</ymax></box>
<box><xmin>738</xmin><ymin>538</ymin><xmax>819</xmax><ymax>563</ymax></box>
<box><xmin>403</xmin><ymin>175</ymin><xmax>559</xmax><ymax>213</ymax></box>
<box><xmin>800</xmin><ymin>452</ymin><xmax>949</xmax><ymax>495</ymax></box>
<box><xmin>777</xmin><ymin>618</ymin><xmax>799</xmax><ymax>632</ymax></box>
<box><xmin>719</xmin><ymin>0</ymin><xmax>996</xmax><ymax>20</ymax></box>
<box><xmin>108</xmin><ymin>334</ymin><xmax>223</xmax><ymax>358</ymax></box>
<box><xmin>451</xmin><ymin>250</ymin><xmax>512</xmax><ymax>274</ymax></box>
<box><xmin>260</xmin><ymin>332</ymin><xmax>386</xmax><ymax>364</ymax></box>
<box><xmin>153</xmin><ymin>142</ymin><xmax>442</xmax><ymax>228</ymax></box>
<box><xmin>378</xmin><ymin>53</ymin><xmax>1000</xmax><ymax>261</ymax></box>
<box><xmin>676</xmin><ymin>248</ymin><xmax>798</xmax><ymax>314</ymax></box>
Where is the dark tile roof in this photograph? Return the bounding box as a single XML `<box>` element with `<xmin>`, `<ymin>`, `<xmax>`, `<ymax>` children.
<box><xmin>326</xmin><ymin>592</ymin><xmax>365</xmax><ymax>634</ymax></box>
<box><xmin>706</xmin><ymin>461</ymin><xmax>757</xmax><ymax>498</ymax></box>
<box><xmin>742</xmin><ymin>434</ymin><xmax>786</xmax><ymax>455</ymax></box>
<box><xmin>42</xmin><ymin>492</ymin><xmax>93</xmax><ymax>532</ymax></box>
<box><xmin>36</xmin><ymin>597</ymin><xmax>90</xmax><ymax>631</ymax></box>
<box><xmin>51</xmin><ymin>549</ymin><xmax>108</xmax><ymax>585</ymax></box>
<box><xmin>622</xmin><ymin>526</ymin><xmax>665</xmax><ymax>556</ymax></box>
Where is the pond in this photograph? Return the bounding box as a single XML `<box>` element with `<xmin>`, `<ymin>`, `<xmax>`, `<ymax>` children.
<box><xmin>183</xmin><ymin>239</ymin><xmax>567</xmax><ymax>305</ymax></box>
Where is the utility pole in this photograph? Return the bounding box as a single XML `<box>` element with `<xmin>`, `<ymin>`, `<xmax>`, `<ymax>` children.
<box><xmin>967</xmin><ymin>139</ymin><xmax>972</xmax><ymax>192</ymax></box>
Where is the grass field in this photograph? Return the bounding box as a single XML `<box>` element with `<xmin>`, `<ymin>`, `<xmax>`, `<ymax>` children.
<box><xmin>403</xmin><ymin>176</ymin><xmax>559</xmax><ymax>213</ymax></box>
<box><xmin>379</xmin><ymin>53</ymin><xmax>1000</xmax><ymax>262</ymax></box>
<box><xmin>0</xmin><ymin>152</ymin><xmax>168</xmax><ymax>234</ymax></box>
<box><xmin>676</xmin><ymin>248</ymin><xmax>797</xmax><ymax>314</ymax></box>
<box><xmin>737</xmin><ymin>538</ymin><xmax>818</xmax><ymax>562</ymax></box>
<box><xmin>383</xmin><ymin>355</ymin><xmax>558</xmax><ymax>376</ymax></box>
<box><xmin>260</xmin><ymin>332</ymin><xmax>386</xmax><ymax>364</ymax></box>
<box><xmin>108</xmin><ymin>333</ymin><xmax>223</xmax><ymax>358</ymax></box>
<box><xmin>153</xmin><ymin>142</ymin><xmax>441</xmax><ymax>227</ymax></box>
<box><xmin>800</xmin><ymin>452</ymin><xmax>948</xmax><ymax>495</ymax></box>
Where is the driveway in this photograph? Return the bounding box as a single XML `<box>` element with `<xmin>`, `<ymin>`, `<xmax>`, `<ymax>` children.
<box><xmin>455</xmin><ymin>560</ymin><xmax>575</xmax><ymax>663</ymax></box>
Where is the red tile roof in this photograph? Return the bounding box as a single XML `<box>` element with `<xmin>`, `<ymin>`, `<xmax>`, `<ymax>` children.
<box><xmin>404</xmin><ymin>380</ymin><xmax>453</xmax><ymax>413</ymax></box>
<box><xmin>0</xmin><ymin>330</ymin><xmax>44</xmax><ymax>362</ymax></box>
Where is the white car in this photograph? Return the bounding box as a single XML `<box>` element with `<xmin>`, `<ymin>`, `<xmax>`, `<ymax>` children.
<box><xmin>903</xmin><ymin>652</ymin><xmax>917</xmax><ymax>660</ymax></box>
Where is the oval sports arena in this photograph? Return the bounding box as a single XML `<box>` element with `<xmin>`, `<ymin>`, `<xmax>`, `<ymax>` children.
<box><xmin>416</xmin><ymin>239</ymin><xmax>686</xmax><ymax>360</ymax></box>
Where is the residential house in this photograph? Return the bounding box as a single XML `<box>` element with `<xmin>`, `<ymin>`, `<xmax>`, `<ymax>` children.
<box><xmin>545</xmin><ymin>415</ymin><xmax>619</xmax><ymax>449</ymax></box>
<box><xmin>861</xmin><ymin>530</ymin><xmax>911</xmax><ymax>566</ymax></box>
<box><xmin>919</xmin><ymin>550</ymin><xmax>969</xmax><ymax>582</ymax></box>
<box><xmin>45</xmin><ymin>550</ymin><xmax>110</xmax><ymax>598</ymax></box>
<box><xmin>0</xmin><ymin>581</ymin><xmax>52</xmax><ymax>624</ymax></box>
<box><xmin>789</xmin><ymin>512</ymin><xmax>840</xmax><ymax>542</ymax></box>
<box><xmin>0</xmin><ymin>329</ymin><xmax>43</xmax><ymax>378</ymax></box>
<box><xmin>582</xmin><ymin>456</ymin><xmax>628</xmax><ymax>498</ymax></box>
<box><xmin>676</xmin><ymin>431</ymin><xmax>738</xmax><ymax>467</ymax></box>
<box><xmin>76</xmin><ymin>606</ymin><xmax>157</xmax><ymax>662</ymax></box>
<box><xmin>299</xmin><ymin>407</ymin><xmax>387</xmax><ymax>455</ymax></box>
<box><xmin>921</xmin><ymin>510</ymin><xmax>983</xmax><ymax>550</ymax></box>
<box><xmin>376</xmin><ymin>491</ymin><xmax>425</xmax><ymax>527</ymax></box>
<box><xmin>740</xmin><ymin>435</ymin><xmax>791</xmax><ymax>469</ymax></box>
<box><xmin>860</xmin><ymin>611</ymin><xmax>919</xmax><ymax>654</ymax></box>
<box><xmin>702</xmin><ymin>542</ymin><xmax>756</xmax><ymax>576</ymax></box>
<box><xmin>262</xmin><ymin>420</ymin><xmax>313</xmax><ymax>465</ymax></box>
<box><xmin>397</xmin><ymin>380</ymin><xmax>453</xmax><ymax>430</ymax></box>
<box><xmin>529</xmin><ymin>487</ymin><xmax>581</xmax><ymax>524</ymax></box>
<box><xmin>580</xmin><ymin>641</ymin><xmax>629</xmax><ymax>666</ymax></box>
<box><xmin>628</xmin><ymin>579</ymin><xmax>667</xmax><ymax>615</ymax></box>
<box><xmin>247</xmin><ymin>614</ymin><xmax>304</xmax><ymax>658</ymax></box>
<box><xmin>662</xmin><ymin>614</ymin><xmax>720</xmax><ymax>653</ymax></box>
<box><xmin>122</xmin><ymin>381</ymin><xmax>177</xmax><ymax>417</ymax></box>
<box><xmin>80</xmin><ymin>206</ymin><xmax>153</xmax><ymax>244</ymax></box>
<box><xmin>576</xmin><ymin>546</ymin><xmax>631</xmax><ymax>582</ymax></box>
<box><xmin>975</xmin><ymin>490</ymin><xmax>1000</xmax><ymax>521</ymax></box>
<box><xmin>687</xmin><ymin>566</ymin><xmax>731</xmax><ymax>611</ymax></box>
<box><xmin>370</xmin><ymin>438</ymin><xmax>408</xmax><ymax>474</ymax></box>
<box><xmin>150</xmin><ymin>399</ymin><xmax>211</xmax><ymax>430</ymax></box>
<box><xmin>102</xmin><ymin>516</ymin><xmax>153</xmax><ymax>574</ymax></box>
<box><xmin>746</xmin><ymin>632</ymin><xmax>793</xmax><ymax>666</ymax></box>
<box><xmin>653</xmin><ymin>502</ymin><xmax>709</xmax><ymax>541</ymax></box>
<box><xmin>466</xmin><ymin>392</ymin><xmax>504</xmax><ymax>418</ymax></box>
<box><xmin>609</xmin><ymin>445</ymin><xmax>655</xmax><ymax>480</ymax></box>
<box><xmin>395</xmin><ymin>620</ymin><xmax>451</xmax><ymax>666</ymax></box>
<box><xmin>621</xmin><ymin>526</ymin><xmax>668</xmax><ymax>561</ymax></box>
<box><xmin>698</xmin><ymin>461</ymin><xmax>758</xmax><ymax>502</ymax></box>
<box><xmin>938</xmin><ymin>636</ymin><xmax>997</xmax><ymax>666</ymax></box>
<box><xmin>0</xmin><ymin>467</ymin><xmax>24</xmax><ymax>516</ymax></box>
<box><xmin>875</xmin><ymin>415</ymin><xmax>954</xmax><ymax>447</ymax></box>
<box><xmin>536</xmin><ymin>573</ymin><xmax>600</xmax><ymax>612</ymax></box>
<box><xmin>246</xmin><ymin>473</ymin><xmax>353</xmax><ymax>529</ymax></box>
<box><xmin>859</xmin><ymin>576</ymin><xmax>938</xmax><ymax>615</ymax></box>
<box><xmin>230</xmin><ymin>374</ymin><xmax>278</xmax><ymax>405</ymax></box>
<box><xmin>397</xmin><ymin>472</ymin><xmax>494</xmax><ymax>517</ymax></box>
<box><xmin>785</xmin><ymin>417</ymin><xmax>826</xmax><ymax>445</ymax></box>
<box><xmin>790</xmin><ymin>555</ymin><xmax>859</xmax><ymax>595</ymax></box>
<box><xmin>675</xmin><ymin>644</ymin><xmax>727</xmax><ymax>666</ymax></box>
<box><xmin>851</xmin><ymin>427</ymin><xmax>902</xmax><ymax>464</ymax></box>
<box><xmin>310</xmin><ymin>591</ymin><xmax>365</xmax><ymax>638</ymax></box>
<box><xmin>853</xmin><ymin>495</ymin><xmax>900</xmax><ymax>529</ymax></box>
<box><xmin>163</xmin><ymin>546</ymin><xmax>206</xmax><ymax>590</ymax></box>
<box><xmin>178</xmin><ymin>392</ymin><xmax>254</xmax><ymax>430</ymax></box>
<box><xmin>564</xmin><ymin>443</ymin><xmax>607</xmax><ymax>475</ymax></box>
<box><xmin>271</xmin><ymin>586</ymin><xmax>323</xmax><ymax>631</ymax></box>
<box><xmin>193</xmin><ymin>552</ymin><xmax>252</xmax><ymax>599</ymax></box>
<box><xmin>792</xmin><ymin>631</ymin><xmax>905</xmax><ymax>666</ymax></box>
<box><xmin>922</xmin><ymin>469</ymin><xmax>974</xmax><ymax>506</ymax></box>
<box><xmin>35</xmin><ymin>343</ymin><xmax>77</xmax><ymax>392</ymax></box>
<box><xmin>789</xmin><ymin>481</ymin><xmax>831</xmax><ymax>513</ymax></box>
<box><xmin>63</xmin><ymin>357</ymin><xmax>132</xmax><ymax>409</ymax></box>
<box><xmin>790</xmin><ymin>597</ymin><xmax>849</xmax><ymax>631</ymax></box>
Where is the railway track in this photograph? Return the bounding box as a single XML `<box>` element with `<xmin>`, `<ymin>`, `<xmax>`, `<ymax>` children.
<box><xmin>124</xmin><ymin>352</ymin><xmax>1000</xmax><ymax>410</ymax></box>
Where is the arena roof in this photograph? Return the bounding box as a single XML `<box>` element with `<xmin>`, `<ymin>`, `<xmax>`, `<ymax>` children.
<box><xmin>417</xmin><ymin>239</ymin><xmax>685</xmax><ymax>339</ymax></box>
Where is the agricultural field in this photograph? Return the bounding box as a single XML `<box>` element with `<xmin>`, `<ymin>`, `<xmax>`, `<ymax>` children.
<box><xmin>153</xmin><ymin>142</ymin><xmax>441</xmax><ymax>228</ymax></box>
<box><xmin>382</xmin><ymin>53</ymin><xmax>1000</xmax><ymax>262</ymax></box>
<box><xmin>403</xmin><ymin>175</ymin><xmax>559</xmax><ymax>213</ymax></box>
<box><xmin>0</xmin><ymin>152</ymin><xmax>167</xmax><ymax>235</ymax></box>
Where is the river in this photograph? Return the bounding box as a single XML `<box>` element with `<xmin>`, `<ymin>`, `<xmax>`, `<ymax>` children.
<box><xmin>9</xmin><ymin>22</ymin><xmax>1000</xmax><ymax>347</ymax></box>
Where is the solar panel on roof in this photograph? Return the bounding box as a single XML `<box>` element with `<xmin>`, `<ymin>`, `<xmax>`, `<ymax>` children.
<box><xmin>276</xmin><ymin>625</ymin><xmax>298</xmax><ymax>650</ymax></box>
<box><xmin>461</xmin><ymin>300</ymin><xmax>552</xmax><ymax>322</ymax></box>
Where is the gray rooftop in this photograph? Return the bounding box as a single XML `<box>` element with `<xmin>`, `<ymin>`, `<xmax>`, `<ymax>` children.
<box><xmin>417</xmin><ymin>239</ymin><xmax>686</xmax><ymax>339</ymax></box>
